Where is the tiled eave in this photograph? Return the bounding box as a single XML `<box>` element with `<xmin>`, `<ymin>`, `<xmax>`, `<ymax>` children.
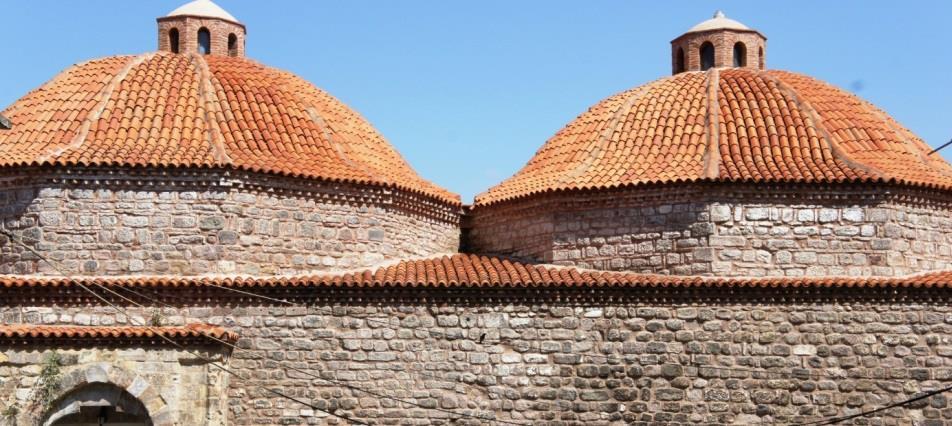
<box><xmin>3</xmin><ymin>254</ymin><xmax>952</xmax><ymax>290</ymax></box>
<box><xmin>0</xmin><ymin>324</ymin><xmax>237</xmax><ymax>347</ymax></box>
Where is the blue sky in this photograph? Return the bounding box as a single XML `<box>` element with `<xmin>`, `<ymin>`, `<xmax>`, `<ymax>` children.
<box><xmin>1</xmin><ymin>1</ymin><xmax>950</xmax><ymax>201</ymax></box>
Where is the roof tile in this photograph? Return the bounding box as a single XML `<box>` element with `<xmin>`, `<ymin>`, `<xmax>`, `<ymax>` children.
<box><xmin>0</xmin><ymin>324</ymin><xmax>237</xmax><ymax>345</ymax></box>
<box><xmin>476</xmin><ymin>69</ymin><xmax>952</xmax><ymax>205</ymax></box>
<box><xmin>0</xmin><ymin>53</ymin><xmax>458</xmax><ymax>204</ymax></box>
<box><xmin>3</xmin><ymin>254</ymin><xmax>952</xmax><ymax>290</ymax></box>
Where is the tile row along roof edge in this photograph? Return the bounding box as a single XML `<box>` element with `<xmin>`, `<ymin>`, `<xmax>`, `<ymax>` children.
<box><xmin>2</xmin><ymin>254</ymin><xmax>952</xmax><ymax>289</ymax></box>
<box><xmin>0</xmin><ymin>324</ymin><xmax>238</xmax><ymax>344</ymax></box>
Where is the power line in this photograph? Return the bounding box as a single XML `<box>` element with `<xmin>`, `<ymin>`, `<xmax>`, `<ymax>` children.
<box><xmin>104</xmin><ymin>277</ymin><xmax>523</xmax><ymax>424</ymax></box>
<box><xmin>16</xmin><ymin>235</ymin><xmax>910</xmax><ymax>386</ymax></box>
<box><xmin>795</xmin><ymin>382</ymin><xmax>952</xmax><ymax>425</ymax></box>
<box><xmin>78</xmin><ymin>275</ymin><xmax>521</xmax><ymax>424</ymax></box>
<box><xmin>110</xmin><ymin>276</ymin><xmax>841</xmax><ymax>425</ymax></box>
<box><xmin>2</xmin><ymin>230</ymin><xmax>523</xmax><ymax>426</ymax></box>
<box><xmin>106</xmin><ymin>283</ymin><xmax>518</xmax><ymax>409</ymax></box>
<box><xmin>928</xmin><ymin>138</ymin><xmax>952</xmax><ymax>155</ymax></box>
<box><xmin>190</xmin><ymin>283</ymin><xmax>910</xmax><ymax>384</ymax></box>
<box><xmin>0</xmin><ymin>229</ymin><xmax>367</xmax><ymax>425</ymax></box>
<box><xmin>0</xmin><ymin>231</ymin><xmax>906</xmax><ymax>384</ymax></box>
<box><xmin>5</xmin><ymin>233</ymin><xmax>524</xmax><ymax>422</ymax></box>
<box><xmin>4</xmin><ymin>231</ymin><xmax>932</xmax><ymax>424</ymax></box>
<box><xmin>169</xmin><ymin>268</ymin><xmax>941</xmax><ymax>426</ymax></box>
<box><xmin>111</xmin><ymin>280</ymin><xmax>795</xmax><ymax>415</ymax></box>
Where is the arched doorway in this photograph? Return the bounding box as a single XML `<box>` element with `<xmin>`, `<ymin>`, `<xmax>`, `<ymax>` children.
<box><xmin>44</xmin><ymin>383</ymin><xmax>151</xmax><ymax>426</ymax></box>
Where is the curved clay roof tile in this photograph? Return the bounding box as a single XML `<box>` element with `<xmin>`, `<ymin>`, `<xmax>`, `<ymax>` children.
<box><xmin>0</xmin><ymin>53</ymin><xmax>458</xmax><ymax>204</ymax></box>
<box><xmin>476</xmin><ymin>68</ymin><xmax>952</xmax><ymax>205</ymax></box>
<box><xmin>4</xmin><ymin>254</ymin><xmax>952</xmax><ymax>290</ymax></box>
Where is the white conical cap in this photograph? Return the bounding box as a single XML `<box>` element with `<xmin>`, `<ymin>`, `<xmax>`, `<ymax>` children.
<box><xmin>167</xmin><ymin>0</ymin><xmax>239</xmax><ymax>23</ymax></box>
<box><xmin>686</xmin><ymin>11</ymin><xmax>751</xmax><ymax>33</ymax></box>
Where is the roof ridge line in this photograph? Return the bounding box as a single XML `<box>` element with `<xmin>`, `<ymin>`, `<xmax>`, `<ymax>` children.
<box><xmin>556</xmin><ymin>82</ymin><xmax>656</xmax><ymax>187</ymax></box>
<box><xmin>266</xmin><ymin>69</ymin><xmax>364</xmax><ymax>171</ymax></box>
<box><xmin>701</xmin><ymin>68</ymin><xmax>721</xmax><ymax>179</ymax></box>
<box><xmin>38</xmin><ymin>53</ymin><xmax>156</xmax><ymax>163</ymax></box>
<box><xmin>304</xmin><ymin>106</ymin><xmax>366</xmax><ymax>172</ymax></box>
<box><xmin>859</xmin><ymin>97</ymin><xmax>952</xmax><ymax>178</ymax></box>
<box><xmin>269</xmin><ymin>68</ymin><xmax>455</xmax><ymax>201</ymax></box>
<box><xmin>1</xmin><ymin>56</ymin><xmax>119</xmax><ymax>117</ymax></box>
<box><xmin>765</xmin><ymin>72</ymin><xmax>887</xmax><ymax>179</ymax></box>
<box><xmin>190</xmin><ymin>54</ymin><xmax>233</xmax><ymax>166</ymax></box>
<box><xmin>289</xmin><ymin>82</ymin><xmax>383</xmax><ymax>184</ymax></box>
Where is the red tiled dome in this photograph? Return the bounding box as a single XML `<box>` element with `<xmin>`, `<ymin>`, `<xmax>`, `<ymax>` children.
<box><xmin>0</xmin><ymin>52</ymin><xmax>459</xmax><ymax>204</ymax></box>
<box><xmin>476</xmin><ymin>68</ymin><xmax>952</xmax><ymax>205</ymax></box>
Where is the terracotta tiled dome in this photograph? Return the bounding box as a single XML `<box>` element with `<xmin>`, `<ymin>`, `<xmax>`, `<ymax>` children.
<box><xmin>476</xmin><ymin>68</ymin><xmax>952</xmax><ymax>205</ymax></box>
<box><xmin>0</xmin><ymin>52</ymin><xmax>458</xmax><ymax>204</ymax></box>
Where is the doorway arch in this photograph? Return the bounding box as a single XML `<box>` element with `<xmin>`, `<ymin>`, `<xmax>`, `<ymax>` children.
<box><xmin>26</xmin><ymin>364</ymin><xmax>172</xmax><ymax>426</ymax></box>
<box><xmin>44</xmin><ymin>383</ymin><xmax>151</xmax><ymax>426</ymax></box>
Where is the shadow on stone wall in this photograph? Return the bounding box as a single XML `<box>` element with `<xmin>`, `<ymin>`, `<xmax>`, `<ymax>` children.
<box><xmin>0</xmin><ymin>186</ymin><xmax>41</xmax><ymax>275</ymax></box>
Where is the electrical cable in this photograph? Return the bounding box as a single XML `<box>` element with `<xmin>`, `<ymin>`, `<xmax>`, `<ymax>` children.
<box><xmin>0</xmin><ymin>232</ymin><xmax>890</xmax><ymax>383</ymax></box>
<box><xmin>190</xmin><ymin>281</ymin><xmax>911</xmax><ymax>385</ymax></box>
<box><xmin>4</xmin><ymin>230</ymin><xmax>931</xmax><ymax>424</ymax></box>
<box><xmin>0</xmin><ymin>229</ymin><xmax>368</xmax><ymax>425</ymax></box>
<box><xmin>106</xmin><ymin>280</ymin><xmax>523</xmax><ymax>424</ymax></box>
<box><xmin>795</xmin><ymin>382</ymin><xmax>952</xmax><ymax>425</ymax></box>
<box><xmin>16</xmin><ymin>236</ymin><xmax>911</xmax><ymax>386</ymax></box>
<box><xmin>2</xmin><ymin>230</ymin><xmax>523</xmax><ymax>426</ymax></box>
<box><xmin>928</xmin><ymin>138</ymin><xmax>952</xmax><ymax>155</ymax></box>
<box><xmin>106</xmin><ymin>283</ymin><xmax>517</xmax><ymax>411</ymax></box>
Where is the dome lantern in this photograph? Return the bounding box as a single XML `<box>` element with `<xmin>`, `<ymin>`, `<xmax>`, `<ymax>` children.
<box><xmin>671</xmin><ymin>11</ymin><xmax>766</xmax><ymax>74</ymax></box>
<box><xmin>157</xmin><ymin>0</ymin><xmax>245</xmax><ymax>57</ymax></box>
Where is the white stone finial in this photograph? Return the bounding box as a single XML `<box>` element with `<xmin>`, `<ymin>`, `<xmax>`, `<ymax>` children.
<box><xmin>685</xmin><ymin>11</ymin><xmax>752</xmax><ymax>34</ymax></box>
<box><xmin>167</xmin><ymin>0</ymin><xmax>239</xmax><ymax>23</ymax></box>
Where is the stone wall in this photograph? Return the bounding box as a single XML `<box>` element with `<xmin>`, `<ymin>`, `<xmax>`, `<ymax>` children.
<box><xmin>3</xmin><ymin>287</ymin><xmax>952</xmax><ymax>425</ymax></box>
<box><xmin>709</xmin><ymin>197</ymin><xmax>952</xmax><ymax>277</ymax></box>
<box><xmin>467</xmin><ymin>183</ymin><xmax>952</xmax><ymax>277</ymax></box>
<box><xmin>0</xmin><ymin>345</ymin><xmax>227</xmax><ymax>425</ymax></box>
<box><xmin>468</xmin><ymin>192</ymin><xmax>712</xmax><ymax>274</ymax></box>
<box><xmin>0</xmin><ymin>168</ymin><xmax>460</xmax><ymax>276</ymax></box>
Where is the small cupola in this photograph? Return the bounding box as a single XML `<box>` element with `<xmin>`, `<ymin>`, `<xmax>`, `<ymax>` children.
<box><xmin>157</xmin><ymin>0</ymin><xmax>245</xmax><ymax>57</ymax></box>
<box><xmin>671</xmin><ymin>11</ymin><xmax>766</xmax><ymax>74</ymax></box>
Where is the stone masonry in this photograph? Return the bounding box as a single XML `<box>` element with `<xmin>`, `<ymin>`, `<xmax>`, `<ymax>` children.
<box><xmin>467</xmin><ymin>183</ymin><xmax>952</xmax><ymax>277</ymax></box>
<box><xmin>3</xmin><ymin>286</ymin><xmax>952</xmax><ymax>425</ymax></box>
<box><xmin>0</xmin><ymin>168</ymin><xmax>460</xmax><ymax>276</ymax></box>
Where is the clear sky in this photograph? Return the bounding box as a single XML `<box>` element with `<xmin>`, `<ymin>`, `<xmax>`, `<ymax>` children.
<box><xmin>1</xmin><ymin>1</ymin><xmax>950</xmax><ymax>202</ymax></box>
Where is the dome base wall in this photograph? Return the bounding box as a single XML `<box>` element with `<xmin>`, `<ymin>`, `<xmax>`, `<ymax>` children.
<box><xmin>468</xmin><ymin>183</ymin><xmax>952</xmax><ymax>277</ymax></box>
<box><xmin>0</xmin><ymin>168</ymin><xmax>460</xmax><ymax>276</ymax></box>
